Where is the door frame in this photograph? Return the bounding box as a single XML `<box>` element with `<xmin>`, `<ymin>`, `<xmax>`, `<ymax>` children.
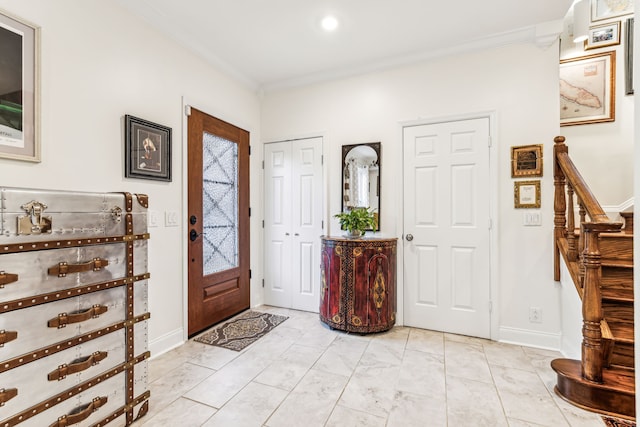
<box><xmin>396</xmin><ymin>111</ymin><xmax>499</xmax><ymax>340</ymax></box>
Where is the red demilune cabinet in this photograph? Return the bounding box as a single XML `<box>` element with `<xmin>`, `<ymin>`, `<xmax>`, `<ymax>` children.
<box><xmin>320</xmin><ymin>236</ymin><xmax>397</xmax><ymax>333</ymax></box>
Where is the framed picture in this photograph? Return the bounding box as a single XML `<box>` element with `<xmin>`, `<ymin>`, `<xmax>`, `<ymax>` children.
<box><xmin>625</xmin><ymin>18</ymin><xmax>634</xmax><ymax>95</ymax></box>
<box><xmin>125</xmin><ymin>115</ymin><xmax>172</xmax><ymax>181</ymax></box>
<box><xmin>0</xmin><ymin>10</ymin><xmax>39</xmax><ymax>162</ymax></box>
<box><xmin>591</xmin><ymin>0</ymin><xmax>633</xmax><ymax>22</ymax></box>
<box><xmin>560</xmin><ymin>51</ymin><xmax>615</xmax><ymax>126</ymax></box>
<box><xmin>511</xmin><ymin>144</ymin><xmax>543</xmax><ymax>178</ymax></box>
<box><xmin>585</xmin><ymin>21</ymin><xmax>620</xmax><ymax>50</ymax></box>
<box><xmin>514</xmin><ymin>180</ymin><xmax>541</xmax><ymax>209</ymax></box>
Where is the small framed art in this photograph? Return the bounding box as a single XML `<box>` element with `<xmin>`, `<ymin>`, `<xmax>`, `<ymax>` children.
<box><xmin>0</xmin><ymin>9</ymin><xmax>39</xmax><ymax>162</ymax></box>
<box><xmin>585</xmin><ymin>22</ymin><xmax>620</xmax><ymax>50</ymax></box>
<box><xmin>560</xmin><ymin>51</ymin><xmax>615</xmax><ymax>126</ymax></box>
<box><xmin>511</xmin><ymin>144</ymin><xmax>543</xmax><ymax>178</ymax></box>
<box><xmin>125</xmin><ymin>115</ymin><xmax>172</xmax><ymax>181</ymax></box>
<box><xmin>514</xmin><ymin>180</ymin><xmax>541</xmax><ymax>209</ymax></box>
<box><xmin>625</xmin><ymin>18</ymin><xmax>634</xmax><ymax>95</ymax></box>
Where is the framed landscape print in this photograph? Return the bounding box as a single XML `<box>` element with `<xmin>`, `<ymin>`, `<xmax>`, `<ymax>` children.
<box><xmin>560</xmin><ymin>51</ymin><xmax>615</xmax><ymax>126</ymax></box>
<box><xmin>0</xmin><ymin>10</ymin><xmax>39</xmax><ymax>162</ymax></box>
<box><xmin>585</xmin><ymin>22</ymin><xmax>620</xmax><ymax>50</ymax></box>
<box><xmin>125</xmin><ymin>115</ymin><xmax>172</xmax><ymax>181</ymax></box>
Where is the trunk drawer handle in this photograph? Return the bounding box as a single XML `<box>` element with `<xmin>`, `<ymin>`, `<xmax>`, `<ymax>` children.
<box><xmin>48</xmin><ymin>258</ymin><xmax>109</xmax><ymax>277</ymax></box>
<box><xmin>48</xmin><ymin>305</ymin><xmax>109</xmax><ymax>328</ymax></box>
<box><xmin>0</xmin><ymin>388</ymin><xmax>17</xmax><ymax>406</ymax></box>
<box><xmin>49</xmin><ymin>396</ymin><xmax>107</xmax><ymax>427</ymax></box>
<box><xmin>48</xmin><ymin>351</ymin><xmax>109</xmax><ymax>381</ymax></box>
<box><xmin>0</xmin><ymin>272</ymin><xmax>18</xmax><ymax>288</ymax></box>
<box><xmin>0</xmin><ymin>330</ymin><xmax>18</xmax><ymax>347</ymax></box>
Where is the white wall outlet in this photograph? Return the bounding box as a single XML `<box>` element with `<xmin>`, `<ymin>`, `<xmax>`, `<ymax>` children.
<box><xmin>529</xmin><ymin>307</ymin><xmax>542</xmax><ymax>323</ymax></box>
<box><xmin>148</xmin><ymin>210</ymin><xmax>160</xmax><ymax>228</ymax></box>
<box><xmin>165</xmin><ymin>211</ymin><xmax>179</xmax><ymax>227</ymax></box>
<box><xmin>523</xmin><ymin>212</ymin><xmax>542</xmax><ymax>226</ymax></box>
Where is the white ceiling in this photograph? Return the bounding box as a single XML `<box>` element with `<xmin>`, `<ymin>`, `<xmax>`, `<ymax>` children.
<box><xmin>115</xmin><ymin>0</ymin><xmax>574</xmax><ymax>91</ymax></box>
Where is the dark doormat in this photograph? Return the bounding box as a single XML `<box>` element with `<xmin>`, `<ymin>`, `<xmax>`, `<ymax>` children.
<box><xmin>602</xmin><ymin>416</ymin><xmax>636</xmax><ymax>427</ymax></box>
<box><xmin>194</xmin><ymin>310</ymin><xmax>288</xmax><ymax>351</ymax></box>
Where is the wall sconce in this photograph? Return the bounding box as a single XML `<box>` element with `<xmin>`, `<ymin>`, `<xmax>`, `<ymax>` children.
<box><xmin>573</xmin><ymin>0</ymin><xmax>589</xmax><ymax>43</ymax></box>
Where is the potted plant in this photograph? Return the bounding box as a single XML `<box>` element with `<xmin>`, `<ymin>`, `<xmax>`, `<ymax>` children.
<box><xmin>334</xmin><ymin>207</ymin><xmax>378</xmax><ymax>238</ymax></box>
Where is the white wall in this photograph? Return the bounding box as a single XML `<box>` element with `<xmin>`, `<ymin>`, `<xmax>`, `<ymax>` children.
<box><xmin>0</xmin><ymin>1</ymin><xmax>262</xmax><ymax>355</ymax></box>
<box><xmin>261</xmin><ymin>42</ymin><xmax>564</xmax><ymax>348</ymax></box>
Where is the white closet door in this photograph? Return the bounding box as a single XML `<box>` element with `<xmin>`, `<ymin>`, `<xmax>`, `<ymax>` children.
<box><xmin>264</xmin><ymin>137</ymin><xmax>323</xmax><ymax>312</ymax></box>
<box><xmin>264</xmin><ymin>141</ymin><xmax>293</xmax><ymax>308</ymax></box>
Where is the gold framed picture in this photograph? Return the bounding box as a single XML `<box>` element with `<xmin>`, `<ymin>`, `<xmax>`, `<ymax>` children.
<box><xmin>514</xmin><ymin>180</ymin><xmax>541</xmax><ymax>209</ymax></box>
<box><xmin>511</xmin><ymin>144</ymin><xmax>543</xmax><ymax>178</ymax></box>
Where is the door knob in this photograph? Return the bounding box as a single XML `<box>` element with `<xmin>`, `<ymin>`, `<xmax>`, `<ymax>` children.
<box><xmin>190</xmin><ymin>229</ymin><xmax>203</xmax><ymax>242</ymax></box>
<box><xmin>190</xmin><ymin>215</ymin><xmax>197</xmax><ymax>225</ymax></box>
<box><xmin>406</xmin><ymin>234</ymin><xmax>414</xmax><ymax>241</ymax></box>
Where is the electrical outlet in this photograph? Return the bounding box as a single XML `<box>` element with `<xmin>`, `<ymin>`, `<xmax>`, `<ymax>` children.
<box><xmin>529</xmin><ymin>307</ymin><xmax>542</xmax><ymax>323</ymax></box>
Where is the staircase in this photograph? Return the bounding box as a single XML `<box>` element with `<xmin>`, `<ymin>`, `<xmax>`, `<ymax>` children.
<box><xmin>551</xmin><ymin>136</ymin><xmax>635</xmax><ymax>420</ymax></box>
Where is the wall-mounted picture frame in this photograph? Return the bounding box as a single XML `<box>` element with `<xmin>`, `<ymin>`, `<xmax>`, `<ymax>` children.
<box><xmin>585</xmin><ymin>21</ymin><xmax>620</xmax><ymax>50</ymax></box>
<box><xmin>0</xmin><ymin>9</ymin><xmax>39</xmax><ymax>162</ymax></box>
<box><xmin>511</xmin><ymin>144</ymin><xmax>543</xmax><ymax>178</ymax></box>
<box><xmin>560</xmin><ymin>51</ymin><xmax>615</xmax><ymax>126</ymax></box>
<box><xmin>125</xmin><ymin>115</ymin><xmax>172</xmax><ymax>182</ymax></box>
<box><xmin>591</xmin><ymin>0</ymin><xmax>633</xmax><ymax>22</ymax></box>
<box><xmin>625</xmin><ymin>17</ymin><xmax>634</xmax><ymax>95</ymax></box>
<box><xmin>514</xmin><ymin>180</ymin><xmax>541</xmax><ymax>209</ymax></box>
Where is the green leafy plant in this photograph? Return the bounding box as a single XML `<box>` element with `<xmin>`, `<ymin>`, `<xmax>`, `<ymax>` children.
<box><xmin>334</xmin><ymin>207</ymin><xmax>378</xmax><ymax>237</ymax></box>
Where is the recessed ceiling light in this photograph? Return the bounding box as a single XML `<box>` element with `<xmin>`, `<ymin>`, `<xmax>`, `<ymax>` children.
<box><xmin>321</xmin><ymin>15</ymin><xmax>338</xmax><ymax>32</ymax></box>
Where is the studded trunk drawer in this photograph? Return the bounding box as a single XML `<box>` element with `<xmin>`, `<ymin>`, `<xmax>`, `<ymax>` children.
<box><xmin>0</xmin><ymin>286</ymin><xmax>126</xmax><ymax>361</ymax></box>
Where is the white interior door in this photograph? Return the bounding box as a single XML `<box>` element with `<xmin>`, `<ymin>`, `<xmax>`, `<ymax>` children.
<box><xmin>403</xmin><ymin>118</ymin><xmax>491</xmax><ymax>338</ymax></box>
<box><xmin>264</xmin><ymin>137</ymin><xmax>323</xmax><ymax>312</ymax></box>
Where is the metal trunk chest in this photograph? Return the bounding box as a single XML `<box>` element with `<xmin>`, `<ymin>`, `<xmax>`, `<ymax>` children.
<box><xmin>0</xmin><ymin>187</ymin><xmax>151</xmax><ymax>426</ymax></box>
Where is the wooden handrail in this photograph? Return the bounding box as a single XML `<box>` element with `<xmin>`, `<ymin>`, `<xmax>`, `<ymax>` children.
<box><xmin>553</xmin><ymin>135</ymin><xmax>622</xmax><ymax>385</ymax></box>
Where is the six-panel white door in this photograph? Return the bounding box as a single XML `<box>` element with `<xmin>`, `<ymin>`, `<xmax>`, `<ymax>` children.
<box><xmin>403</xmin><ymin>118</ymin><xmax>491</xmax><ymax>338</ymax></box>
<box><xmin>264</xmin><ymin>137</ymin><xmax>323</xmax><ymax>312</ymax></box>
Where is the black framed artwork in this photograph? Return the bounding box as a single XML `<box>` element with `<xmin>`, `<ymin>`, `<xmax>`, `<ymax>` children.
<box><xmin>124</xmin><ymin>115</ymin><xmax>172</xmax><ymax>181</ymax></box>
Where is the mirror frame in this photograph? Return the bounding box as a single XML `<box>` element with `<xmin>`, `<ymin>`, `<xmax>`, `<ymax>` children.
<box><xmin>341</xmin><ymin>141</ymin><xmax>381</xmax><ymax>230</ymax></box>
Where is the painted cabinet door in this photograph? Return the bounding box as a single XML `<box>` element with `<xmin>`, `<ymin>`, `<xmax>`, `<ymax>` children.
<box><xmin>264</xmin><ymin>137</ymin><xmax>323</xmax><ymax>312</ymax></box>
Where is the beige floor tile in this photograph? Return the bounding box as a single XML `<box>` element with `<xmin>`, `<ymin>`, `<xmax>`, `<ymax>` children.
<box><xmin>265</xmin><ymin>369</ymin><xmax>349</xmax><ymax>427</ymax></box>
<box><xmin>201</xmin><ymin>382</ymin><xmax>288</xmax><ymax>427</ymax></box>
<box><xmin>254</xmin><ymin>344</ymin><xmax>324</xmax><ymax>390</ymax></box>
<box><xmin>313</xmin><ymin>334</ymin><xmax>368</xmax><ymax>377</ymax></box>
<box><xmin>136</xmin><ymin>397</ymin><xmax>216</xmax><ymax>427</ymax></box>
<box><xmin>387</xmin><ymin>390</ymin><xmax>446</xmax><ymax>427</ymax></box>
<box><xmin>406</xmin><ymin>327</ymin><xmax>444</xmax><ymax>355</ymax></box>
<box><xmin>397</xmin><ymin>349</ymin><xmax>445</xmax><ymax>397</ymax></box>
<box><xmin>446</xmin><ymin>375</ymin><xmax>509</xmax><ymax>427</ymax></box>
<box><xmin>491</xmin><ymin>365</ymin><xmax>569</xmax><ymax>426</ymax></box>
<box><xmin>483</xmin><ymin>342</ymin><xmax>536</xmax><ymax>371</ymax></box>
<box><xmin>507</xmin><ymin>418</ymin><xmax>547</xmax><ymax>426</ymax></box>
<box><xmin>338</xmin><ymin>364</ymin><xmax>401</xmax><ymax>418</ymax></box>
<box><xmin>325</xmin><ymin>405</ymin><xmax>387</xmax><ymax>427</ymax></box>
<box><xmin>358</xmin><ymin>339</ymin><xmax>404</xmax><ymax>367</ymax></box>
<box><xmin>444</xmin><ymin>340</ymin><xmax>493</xmax><ymax>383</ymax></box>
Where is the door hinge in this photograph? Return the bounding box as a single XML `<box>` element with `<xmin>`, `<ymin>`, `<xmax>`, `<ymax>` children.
<box><xmin>488</xmin><ymin>218</ymin><xmax>492</xmax><ymax>230</ymax></box>
<box><xmin>489</xmin><ymin>301</ymin><xmax>493</xmax><ymax>313</ymax></box>
<box><xmin>249</xmin><ymin>269</ymin><xmax>252</xmax><ymax>279</ymax></box>
<box><xmin>262</xmin><ymin>160</ymin><xmax>265</xmax><ymax>169</ymax></box>
<box><xmin>322</xmin><ymin>220</ymin><xmax>324</xmax><ymax>229</ymax></box>
<box><xmin>248</xmin><ymin>145</ymin><xmax>252</xmax><ymax>155</ymax></box>
<box><xmin>488</xmin><ymin>136</ymin><xmax>492</xmax><ymax>147</ymax></box>
<box><xmin>249</xmin><ymin>207</ymin><xmax>252</xmax><ymax>217</ymax></box>
<box><xmin>185</xmin><ymin>105</ymin><xmax>191</xmax><ymax>116</ymax></box>
<box><xmin>262</xmin><ymin>278</ymin><xmax>265</xmax><ymax>288</ymax></box>
<box><xmin>262</xmin><ymin>220</ymin><xmax>265</xmax><ymax>228</ymax></box>
<box><xmin>321</xmin><ymin>155</ymin><xmax>324</xmax><ymax>165</ymax></box>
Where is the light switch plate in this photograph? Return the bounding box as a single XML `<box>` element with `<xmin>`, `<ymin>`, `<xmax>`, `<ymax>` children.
<box><xmin>165</xmin><ymin>211</ymin><xmax>179</xmax><ymax>227</ymax></box>
<box><xmin>523</xmin><ymin>212</ymin><xmax>542</xmax><ymax>226</ymax></box>
<box><xmin>148</xmin><ymin>210</ymin><xmax>160</xmax><ymax>228</ymax></box>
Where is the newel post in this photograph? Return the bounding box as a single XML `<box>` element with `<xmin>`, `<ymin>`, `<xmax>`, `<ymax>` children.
<box><xmin>581</xmin><ymin>223</ymin><xmax>606</xmax><ymax>383</ymax></box>
<box><xmin>553</xmin><ymin>136</ymin><xmax>568</xmax><ymax>281</ymax></box>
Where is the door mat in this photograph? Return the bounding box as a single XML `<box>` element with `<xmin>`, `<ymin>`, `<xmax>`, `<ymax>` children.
<box><xmin>194</xmin><ymin>310</ymin><xmax>288</xmax><ymax>351</ymax></box>
<box><xmin>602</xmin><ymin>416</ymin><xmax>635</xmax><ymax>427</ymax></box>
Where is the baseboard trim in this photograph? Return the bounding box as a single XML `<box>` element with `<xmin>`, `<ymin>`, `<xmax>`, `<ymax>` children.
<box><xmin>498</xmin><ymin>326</ymin><xmax>561</xmax><ymax>351</ymax></box>
<box><xmin>149</xmin><ymin>327</ymin><xmax>185</xmax><ymax>359</ymax></box>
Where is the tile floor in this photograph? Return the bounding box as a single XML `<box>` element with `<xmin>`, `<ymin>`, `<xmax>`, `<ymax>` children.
<box><xmin>133</xmin><ymin>306</ymin><xmax>611</xmax><ymax>427</ymax></box>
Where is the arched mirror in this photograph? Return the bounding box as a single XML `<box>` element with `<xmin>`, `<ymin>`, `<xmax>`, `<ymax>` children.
<box><xmin>341</xmin><ymin>142</ymin><xmax>381</xmax><ymax>229</ymax></box>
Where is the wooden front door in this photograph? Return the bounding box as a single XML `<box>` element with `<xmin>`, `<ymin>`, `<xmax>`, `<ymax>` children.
<box><xmin>187</xmin><ymin>107</ymin><xmax>250</xmax><ymax>336</ymax></box>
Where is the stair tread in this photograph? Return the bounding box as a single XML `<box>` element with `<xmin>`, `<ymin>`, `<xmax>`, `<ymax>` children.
<box><xmin>602</xmin><ymin>260</ymin><xmax>634</xmax><ymax>268</ymax></box>
<box><xmin>602</xmin><ymin>287</ymin><xmax>634</xmax><ymax>302</ymax></box>
<box><xmin>607</xmin><ymin>321</ymin><xmax>635</xmax><ymax>343</ymax></box>
<box><xmin>552</xmin><ymin>358</ymin><xmax>635</xmax><ymax>393</ymax></box>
